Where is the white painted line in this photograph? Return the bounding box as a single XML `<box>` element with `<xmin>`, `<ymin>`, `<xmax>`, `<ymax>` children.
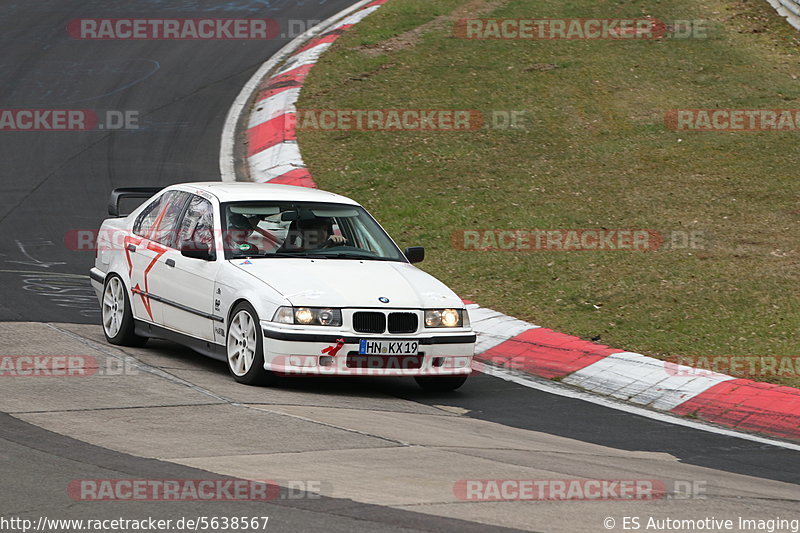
<box><xmin>780</xmin><ymin>0</ymin><xmax>800</xmax><ymax>16</ymax></box>
<box><xmin>465</xmin><ymin>304</ymin><xmax>539</xmax><ymax>354</ymax></box>
<box><xmin>219</xmin><ymin>0</ymin><xmax>376</xmax><ymax>182</ymax></box>
<box><xmin>248</xmin><ymin>89</ymin><xmax>301</xmax><ymax>128</ymax></box>
<box><xmin>273</xmin><ymin>42</ymin><xmax>334</xmax><ymax>77</ymax></box>
<box><xmin>767</xmin><ymin>0</ymin><xmax>800</xmax><ymax>29</ymax></box>
<box><xmin>474</xmin><ymin>330</ymin><xmax>530</xmax><ymax>356</ymax></box>
<box><xmin>563</xmin><ymin>351</ymin><xmax>735</xmax><ymax>411</ymax></box>
<box><xmin>249</xmin><ymin>142</ymin><xmax>305</xmax><ymax>181</ymax></box>
<box><xmin>473</xmin><ymin>361</ymin><xmax>800</xmax><ymax>452</ymax></box>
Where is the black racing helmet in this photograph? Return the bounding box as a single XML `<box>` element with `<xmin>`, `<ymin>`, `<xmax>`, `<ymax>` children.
<box><xmin>228</xmin><ymin>213</ymin><xmax>253</xmax><ymax>231</ymax></box>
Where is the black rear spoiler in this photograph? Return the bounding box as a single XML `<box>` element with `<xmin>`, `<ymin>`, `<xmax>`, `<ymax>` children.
<box><xmin>108</xmin><ymin>187</ymin><xmax>163</xmax><ymax>217</ymax></box>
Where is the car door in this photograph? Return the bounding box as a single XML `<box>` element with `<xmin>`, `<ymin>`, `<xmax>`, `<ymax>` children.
<box><xmin>149</xmin><ymin>194</ymin><xmax>222</xmax><ymax>342</ymax></box>
<box><xmin>127</xmin><ymin>190</ymin><xmax>189</xmax><ymax>325</ymax></box>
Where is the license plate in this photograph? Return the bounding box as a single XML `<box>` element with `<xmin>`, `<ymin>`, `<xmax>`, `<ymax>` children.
<box><xmin>359</xmin><ymin>339</ymin><xmax>419</xmax><ymax>356</ymax></box>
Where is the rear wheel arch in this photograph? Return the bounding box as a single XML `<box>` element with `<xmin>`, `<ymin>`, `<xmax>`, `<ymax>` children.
<box><xmin>101</xmin><ymin>273</ymin><xmax>147</xmax><ymax>347</ymax></box>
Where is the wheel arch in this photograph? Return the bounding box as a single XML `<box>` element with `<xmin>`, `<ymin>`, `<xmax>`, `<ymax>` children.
<box><xmin>227</xmin><ymin>298</ymin><xmax>265</xmax><ymax>333</ymax></box>
<box><xmin>104</xmin><ymin>256</ymin><xmax>133</xmax><ymax>291</ymax></box>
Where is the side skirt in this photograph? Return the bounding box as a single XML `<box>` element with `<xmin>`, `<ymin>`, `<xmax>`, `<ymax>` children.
<box><xmin>134</xmin><ymin>320</ymin><xmax>227</xmax><ymax>362</ymax></box>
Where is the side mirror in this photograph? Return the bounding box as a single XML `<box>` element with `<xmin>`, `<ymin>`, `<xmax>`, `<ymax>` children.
<box><xmin>181</xmin><ymin>241</ymin><xmax>215</xmax><ymax>261</ymax></box>
<box><xmin>404</xmin><ymin>246</ymin><xmax>425</xmax><ymax>264</ymax></box>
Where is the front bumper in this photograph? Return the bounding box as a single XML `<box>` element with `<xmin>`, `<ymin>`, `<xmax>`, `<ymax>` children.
<box><xmin>261</xmin><ymin>324</ymin><xmax>475</xmax><ymax>377</ymax></box>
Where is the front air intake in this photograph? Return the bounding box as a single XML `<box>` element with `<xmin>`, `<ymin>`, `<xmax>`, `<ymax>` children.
<box><xmin>353</xmin><ymin>312</ymin><xmax>386</xmax><ymax>334</ymax></box>
<box><xmin>388</xmin><ymin>312</ymin><xmax>418</xmax><ymax>334</ymax></box>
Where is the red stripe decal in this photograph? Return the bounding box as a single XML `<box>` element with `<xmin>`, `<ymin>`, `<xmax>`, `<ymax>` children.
<box><xmin>123</xmin><ymin>235</ymin><xmax>142</xmax><ymax>276</ymax></box>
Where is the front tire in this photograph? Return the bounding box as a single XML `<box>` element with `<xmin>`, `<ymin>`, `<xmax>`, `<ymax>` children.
<box><xmin>414</xmin><ymin>375</ymin><xmax>468</xmax><ymax>392</ymax></box>
<box><xmin>102</xmin><ymin>274</ymin><xmax>147</xmax><ymax>347</ymax></box>
<box><xmin>226</xmin><ymin>302</ymin><xmax>275</xmax><ymax>385</ymax></box>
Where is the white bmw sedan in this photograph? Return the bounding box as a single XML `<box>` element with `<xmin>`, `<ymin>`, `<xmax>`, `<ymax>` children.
<box><xmin>90</xmin><ymin>182</ymin><xmax>475</xmax><ymax>391</ymax></box>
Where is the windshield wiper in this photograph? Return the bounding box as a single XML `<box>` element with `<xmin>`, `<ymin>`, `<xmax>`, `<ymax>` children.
<box><xmin>273</xmin><ymin>250</ymin><xmax>393</xmax><ymax>260</ymax></box>
<box><xmin>272</xmin><ymin>251</ymin><xmax>328</xmax><ymax>259</ymax></box>
<box><xmin>322</xmin><ymin>252</ymin><xmax>391</xmax><ymax>260</ymax></box>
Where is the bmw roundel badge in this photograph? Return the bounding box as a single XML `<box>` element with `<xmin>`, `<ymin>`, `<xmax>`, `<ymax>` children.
<box><xmin>378</xmin><ymin>297</ymin><xmax>390</xmax><ymax>303</ymax></box>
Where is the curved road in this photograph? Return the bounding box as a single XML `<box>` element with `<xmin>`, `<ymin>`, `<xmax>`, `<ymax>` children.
<box><xmin>0</xmin><ymin>2</ymin><xmax>797</xmax><ymax>532</ymax></box>
<box><xmin>0</xmin><ymin>0</ymin><xmax>357</xmax><ymax>323</ymax></box>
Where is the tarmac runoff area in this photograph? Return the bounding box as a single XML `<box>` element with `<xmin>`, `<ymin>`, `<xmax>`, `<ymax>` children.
<box><xmin>0</xmin><ymin>322</ymin><xmax>798</xmax><ymax>533</ymax></box>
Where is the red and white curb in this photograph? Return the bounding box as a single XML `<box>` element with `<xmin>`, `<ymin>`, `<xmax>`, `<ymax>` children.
<box><xmin>220</xmin><ymin>0</ymin><xmax>800</xmax><ymax>445</ymax></box>
<box><xmin>220</xmin><ymin>0</ymin><xmax>390</xmax><ymax>186</ymax></box>
<box><xmin>468</xmin><ymin>303</ymin><xmax>800</xmax><ymax>442</ymax></box>
<box><xmin>766</xmin><ymin>0</ymin><xmax>800</xmax><ymax>31</ymax></box>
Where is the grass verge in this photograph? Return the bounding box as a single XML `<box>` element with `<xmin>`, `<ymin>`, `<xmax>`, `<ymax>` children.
<box><xmin>298</xmin><ymin>0</ymin><xmax>800</xmax><ymax>387</ymax></box>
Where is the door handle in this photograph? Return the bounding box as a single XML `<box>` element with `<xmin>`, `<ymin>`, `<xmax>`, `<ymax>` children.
<box><xmin>165</xmin><ymin>259</ymin><xmax>176</xmax><ymax>268</ymax></box>
<box><xmin>126</xmin><ymin>244</ymin><xmax>136</xmax><ymax>252</ymax></box>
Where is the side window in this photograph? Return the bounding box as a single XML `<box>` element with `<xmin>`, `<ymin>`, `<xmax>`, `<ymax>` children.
<box><xmin>133</xmin><ymin>191</ymin><xmax>190</xmax><ymax>248</ymax></box>
<box><xmin>133</xmin><ymin>195</ymin><xmax>163</xmax><ymax>237</ymax></box>
<box><xmin>178</xmin><ymin>196</ymin><xmax>216</xmax><ymax>252</ymax></box>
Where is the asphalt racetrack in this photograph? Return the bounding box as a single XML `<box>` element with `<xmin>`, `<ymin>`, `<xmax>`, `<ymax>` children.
<box><xmin>0</xmin><ymin>0</ymin><xmax>359</xmax><ymax>323</ymax></box>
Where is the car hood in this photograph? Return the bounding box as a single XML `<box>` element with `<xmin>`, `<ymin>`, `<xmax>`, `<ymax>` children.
<box><xmin>231</xmin><ymin>258</ymin><xmax>463</xmax><ymax>308</ymax></box>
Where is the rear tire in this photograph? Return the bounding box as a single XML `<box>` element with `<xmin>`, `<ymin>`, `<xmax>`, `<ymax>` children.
<box><xmin>102</xmin><ymin>274</ymin><xmax>148</xmax><ymax>347</ymax></box>
<box><xmin>414</xmin><ymin>375</ymin><xmax>468</xmax><ymax>392</ymax></box>
<box><xmin>226</xmin><ymin>302</ymin><xmax>276</xmax><ymax>386</ymax></box>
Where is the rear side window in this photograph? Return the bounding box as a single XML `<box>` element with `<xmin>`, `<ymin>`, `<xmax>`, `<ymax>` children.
<box><xmin>133</xmin><ymin>195</ymin><xmax>163</xmax><ymax>237</ymax></box>
<box><xmin>133</xmin><ymin>191</ymin><xmax>190</xmax><ymax>248</ymax></box>
<box><xmin>178</xmin><ymin>195</ymin><xmax>216</xmax><ymax>252</ymax></box>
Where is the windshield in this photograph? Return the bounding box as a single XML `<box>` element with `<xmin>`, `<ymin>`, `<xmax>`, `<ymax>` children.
<box><xmin>220</xmin><ymin>201</ymin><xmax>406</xmax><ymax>261</ymax></box>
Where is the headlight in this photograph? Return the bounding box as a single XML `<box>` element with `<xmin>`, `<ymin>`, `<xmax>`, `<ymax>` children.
<box><xmin>295</xmin><ymin>308</ymin><xmax>315</xmax><ymax>324</ymax></box>
<box><xmin>424</xmin><ymin>309</ymin><xmax>463</xmax><ymax>328</ymax></box>
<box><xmin>272</xmin><ymin>306</ymin><xmax>342</xmax><ymax>327</ymax></box>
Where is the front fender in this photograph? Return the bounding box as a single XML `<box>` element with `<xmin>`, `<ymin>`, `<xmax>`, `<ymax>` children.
<box><xmin>216</xmin><ymin>264</ymin><xmax>287</xmax><ymax>335</ymax></box>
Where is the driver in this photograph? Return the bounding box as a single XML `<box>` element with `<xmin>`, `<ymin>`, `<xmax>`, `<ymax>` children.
<box><xmin>283</xmin><ymin>217</ymin><xmax>347</xmax><ymax>251</ymax></box>
<box><xmin>225</xmin><ymin>213</ymin><xmax>259</xmax><ymax>254</ymax></box>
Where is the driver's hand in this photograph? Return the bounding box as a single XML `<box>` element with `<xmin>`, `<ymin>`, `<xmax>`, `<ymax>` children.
<box><xmin>327</xmin><ymin>235</ymin><xmax>347</xmax><ymax>245</ymax></box>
